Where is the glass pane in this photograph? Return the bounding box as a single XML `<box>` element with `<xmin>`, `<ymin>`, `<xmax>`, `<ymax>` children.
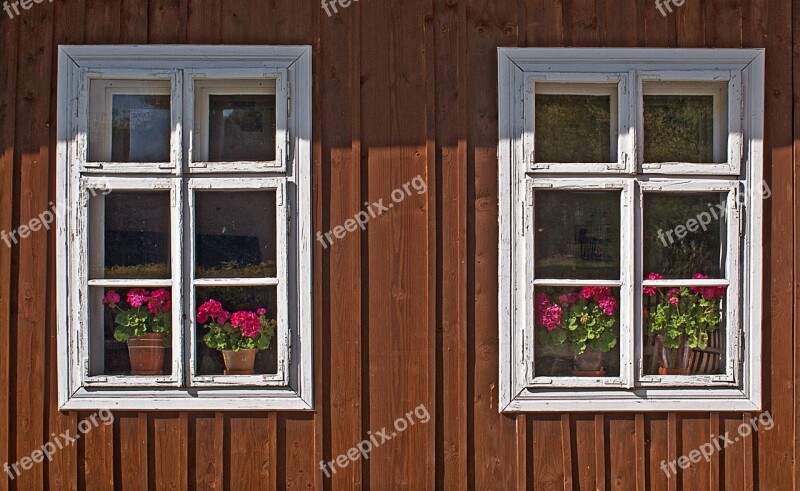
<box><xmin>535</xmin><ymin>85</ymin><xmax>616</xmax><ymax>163</ymax></box>
<box><xmin>534</xmin><ymin>286</ymin><xmax>620</xmax><ymax>377</ymax></box>
<box><xmin>534</xmin><ymin>190</ymin><xmax>620</xmax><ymax>280</ymax></box>
<box><xmin>643</xmin><ymin>83</ymin><xmax>727</xmax><ymax>163</ymax></box>
<box><xmin>89</xmin><ymin>287</ymin><xmax>173</xmax><ymax>376</ymax></box>
<box><xmin>111</xmin><ymin>95</ymin><xmax>171</xmax><ymax>162</ymax></box>
<box><xmin>643</xmin><ymin>192</ymin><xmax>726</xmax><ymax>279</ymax></box>
<box><xmin>195</xmin><ymin>287</ymin><xmax>278</xmax><ymax>376</ymax></box>
<box><xmin>195</xmin><ymin>190</ymin><xmax>277</xmax><ymax>278</ymax></box>
<box><xmin>90</xmin><ymin>191</ymin><xmax>171</xmax><ymax>279</ymax></box>
<box><xmin>88</xmin><ymin>79</ymin><xmax>172</xmax><ymax>163</ymax></box>
<box><xmin>208</xmin><ymin>95</ymin><xmax>276</xmax><ymax>161</ymax></box>
<box><xmin>642</xmin><ymin>287</ymin><xmax>726</xmax><ymax>375</ymax></box>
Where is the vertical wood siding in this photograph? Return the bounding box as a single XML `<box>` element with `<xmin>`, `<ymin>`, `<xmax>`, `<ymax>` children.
<box><xmin>0</xmin><ymin>0</ymin><xmax>796</xmax><ymax>489</ymax></box>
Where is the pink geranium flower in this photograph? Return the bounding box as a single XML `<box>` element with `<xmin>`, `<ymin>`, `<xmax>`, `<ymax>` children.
<box><xmin>257</xmin><ymin>308</ymin><xmax>267</xmax><ymax>316</ymax></box>
<box><xmin>643</xmin><ymin>272</ymin><xmax>662</xmax><ymax>297</ymax></box>
<box><xmin>147</xmin><ymin>288</ymin><xmax>171</xmax><ymax>315</ymax></box>
<box><xmin>127</xmin><ymin>288</ymin><xmax>150</xmax><ymax>308</ymax></box>
<box><xmin>102</xmin><ymin>290</ymin><xmax>120</xmax><ymax>305</ymax></box>
<box><xmin>231</xmin><ymin>311</ymin><xmax>262</xmax><ymax>338</ymax></box>
<box><xmin>197</xmin><ymin>299</ymin><xmax>231</xmax><ymax>324</ymax></box>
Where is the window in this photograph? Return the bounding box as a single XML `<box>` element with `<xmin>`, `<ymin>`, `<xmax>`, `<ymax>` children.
<box><xmin>498</xmin><ymin>48</ymin><xmax>764</xmax><ymax>412</ymax></box>
<box><xmin>57</xmin><ymin>46</ymin><xmax>312</xmax><ymax>410</ymax></box>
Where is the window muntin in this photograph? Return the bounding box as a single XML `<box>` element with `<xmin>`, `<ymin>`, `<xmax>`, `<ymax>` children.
<box><xmin>498</xmin><ymin>48</ymin><xmax>763</xmax><ymax>412</ymax></box>
<box><xmin>58</xmin><ymin>46</ymin><xmax>313</xmax><ymax>411</ymax></box>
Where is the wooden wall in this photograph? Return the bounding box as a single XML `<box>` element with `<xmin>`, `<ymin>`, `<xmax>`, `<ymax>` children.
<box><xmin>0</xmin><ymin>0</ymin><xmax>796</xmax><ymax>489</ymax></box>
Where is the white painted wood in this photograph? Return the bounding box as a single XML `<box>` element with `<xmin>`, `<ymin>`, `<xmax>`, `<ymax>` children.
<box><xmin>57</xmin><ymin>45</ymin><xmax>314</xmax><ymax>411</ymax></box>
<box><xmin>497</xmin><ymin>47</ymin><xmax>764</xmax><ymax>413</ymax></box>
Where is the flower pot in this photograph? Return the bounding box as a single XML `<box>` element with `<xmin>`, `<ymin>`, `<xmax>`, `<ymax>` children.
<box><xmin>572</xmin><ymin>347</ymin><xmax>606</xmax><ymax>376</ymax></box>
<box><xmin>654</xmin><ymin>334</ymin><xmax>692</xmax><ymax>374</ymax></box>
<box><xmin>127</xmin><ymin>334</ymin><xmax>166</xmax><ymax>375</ymax></box>
<box><xmin>221</xmin><ymin>349</ymin><xmax>257</xmax><ymax>375</ymax></box>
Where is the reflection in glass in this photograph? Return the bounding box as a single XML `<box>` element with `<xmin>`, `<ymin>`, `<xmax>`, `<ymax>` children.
<box><xmin>90</xmin><ymin>287</ymin><xmax>173</xmax><ymax>376</ymax></box>
<box><xmin>643</xmin><ymin>192</ymin><xmax>726</xmax><ymax>279</ymax></box>
<box><xmin>535</xmin><ymin>92</ymin><xmax>614</xmax><ymax>163</ymax></box>
<box><xmin>208</xmin><ymin>95</ymin><xmax>276</xmax><ymax>161</ymax></box>
<box><xmin>109</xmin><ymin>95</ymin><xmax>171</xmax><ymax>162</ymax></box>
<box><xmin>534</xmin><ymin>286</ymin><xmax>620</xmax><ymax>377</ymax></box>
<box><xmin>642</xmin><ymin>287</ymin><xmax>725</xmax><ymax>375</ymax></box>
<box><xmin>92</xmin><ymin>191</ymin><xmax>171</xmax><ymax>279</ymax></box>
<box><xmin>644</xmin><ymin>94</ymin><xmax>717</xmax><ymax>163</ymax></box>
<box><xmin>534</xmin><ymin>191</ymin><xmax>620</xmax><ymax>279</ymax></box>
<box><xmin>195</xmin><ymin>191</ymin><xmax>277</xmax><ymax>278</ymax></box>
<box><xmin>195</xmin><ymin>287</ymin><xmax>278</xmax><ymax>376</ymax></box>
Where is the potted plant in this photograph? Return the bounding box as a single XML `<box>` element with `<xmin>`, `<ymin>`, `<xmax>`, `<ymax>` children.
<box><xmin>535</xmin><ymin>287</ymin><xmax>619</xmax><ymax>376</ymax></box>
<box><xmin>643</xmin><ymin>272</ymin><xmax>726</xmax><ymax>375</ymax></box>
<box><xmin>197</xmin><ymin>299</ymin><xmax>276</xmax><ymax>375</ymax></box>
<box><xmin>102</xmin><ymin>288</ymin><xmax>171</xmax><ymax>375</ymax></box>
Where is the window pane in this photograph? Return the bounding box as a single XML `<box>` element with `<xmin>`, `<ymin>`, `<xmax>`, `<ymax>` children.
<box><xmin>534</xmin><ymin>190</ymin><xmax>620</xmax><ymax>280</ymax></box>
<box><xmin>643</xmin><ymin>192</ymin><xmax>726</xmax><ymax>279</ymax></box>
<box><xmin>88</xmin><ymin>80</ymin><xmax>171</xmax><ymax>163</ymax></box>
<box><xmin>534</xmin><ymin>286</ymin><xmax>620</xmax><ymax>377</ymax></box>
<box><xmin>90</xmin><ymin>191</ymin><xmax>171</xmax><ymax>279</ymax></box>
<box><xmin>195</xmin><ymin>190</ymin><xmax>277</xmax><ymax>278</ymax></box>
<box><xmin>195</xmin><ymin>286</ymin><xmax>279</xmax><ymax>376</ymax></box>
<box><xmin>642</xmin><ymin>287</ymin><xmax>726</xmax><ymax>375</ymax></box>
<box><xmin>89</xmin><ymin>287</ymin><xmax>173</xmax><ymax>377</ymax></box>
<box><xmin>208</xmin><ymin>95</ymin><xmax>276</xmax><ymax>162</ymax></box>
<box><xmin>535</xmin><ymin>84</ymin><xmax>616</xmax><ymax>163</ymax></box>
<box><xmin>643</xmin><ymin>82</ymin><xmax>727</xmax><ymax>163</ymax></box>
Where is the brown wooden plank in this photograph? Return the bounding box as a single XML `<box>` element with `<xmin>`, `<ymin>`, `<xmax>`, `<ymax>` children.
<box><xmin>568</xmin><ymin>0</ymin><xmax>601</xmax><ymax>46</ymax></box>
<box><xmin>708</xmin><ymin>0</ymin><xmax>742</xmax><ymax>47</ymax></box>
<box><xmin>532</xmin><ymin>415</ymin><xmax>566</xmax><ymax>489</ymax></box>
<box><xmin>643</xmin><ymin>0</ymin><xmax>673</xmax><ymax>46</ymax></box>
<box><xmin>82</xmin><ymin>411</ymin><xmax>114</xmax><ymax>490</ymax></box>
<box><xmin>525</xmin><ymin>0</ymin><xmax>564</xmax><ymax>47</ymax></box>
<box><xmin>603</xmin><ymin>0</ymin><xmax>638</xmax><ymax>47</ymax></box>
<box><xmin>12</xmin><ymin>0</ymin><xmax>55</xmax><ymax>487</ymax></box>
<box><xmin>607</xmin><ymin>415</ymin><xmax>636</xmax><ymax>490</ymax></box>
<box><xmin>571</xmin><ymin>415</ymin><xmax>596</xmax><ymax>489</ymax></box>
<box><xmin>219</xmin><ymin>0</ymin><xmax>270</xmax><ymax>44</ymax></box>
<box><xmin>116</xmin><ymin>413</ymin><xmax>148</xmax><ymax>491</ymax></box>
<box><xmin>148</xmin><ymin>0</ymin><xmax>185</xmax><ymax>43</ymax></box>
<box><xmin>190</xmin><ymin>413</ymin><xmax>223</xmax><ymax>490</ymax></box>
<box><xmin>84</xmin><ymin>0</ymin><xmax>121</xmax><ymax>43</ymax></box>
<box><xmin>46</xmin><ymin>2</ymin><xmax>83</xmax><ymax>489</ymax></box>
<box><xmin>186</xmin><ymin>0</ymin><xmax>221</xmax><ymax>43</ymax></box>
<box><xmin>120</xmin><ymin>0</ymin><xmax>149</xmax><ymax>43</ymax></box>
<box><xmin>678</xmin><ymin>414</ymin><xmax>711</xmax><ymax>489</ymax></box>
<box><xmin>634</xmin><ymin>414</ymin><xmax>646</xmax><ymax>490</ymax></box>
<box><xmin>645</xmin><ymin>414</ymin><xmax>670</xmax><ymax>491</ymax></box>
<box><xmin>225</xmin><ymin>413</ymin><xmax>276</xmax><ymax>490</ymax></box>
<box><xmin>361</xmin><ymin>0</ymin><xmax>434</xmax><ymax>487</ymax></box>
<box><xmin>594</xmin><ymin>414</ymin><xmax>606</xmax><ymax>490</ymax></box>
<box><xmin>675</xmin><ymin>0</ymin><xmax>705</xmax><ymax>47</ymax></box>
<box><xmin>434</xmin><ymin>0</ymin><xmax>468</xmax><ymax>488</ymax></box>
<box><xmin>279</xmin><ymin>414</ymin><xmax>316</xmax><ymax>490</ymax></box>
<box><xmin>151</xmin><ymin>414</ymin><xmax>188</xmax><ymax>491</ymax></box>
<box><xmin>318</xmin><ymin>0</ymin><xmax>364</xmax><ymax>488</ymax></box>
<box><xmin>0</xmin><ymin>10</ymin><xmax>17</xmax><ymax>491</ymax></box>
<box><xmin>560</xmin><ymin>414</ymin><xmax>573</xmax><ymax>489</ymax></box>
<box><xmin>754</xmin><ymin>0</ymin><xmax>793</xmax><ymax>488</ymax></box>
<box><xmin>466</xmin><ymin>0</ymin><xmax>520</xmax><ymax>488</ymax></box>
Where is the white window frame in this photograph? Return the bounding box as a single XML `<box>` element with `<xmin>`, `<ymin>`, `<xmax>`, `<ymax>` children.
<box><xmin>57</xmin><ymin>45</ymin><xmax>313</xmax><ymax>411</ymax></box>
<box><xmin>498</xmin><ymin>48</ymin><xmax>764</xmax><ymax>412</ymax></box>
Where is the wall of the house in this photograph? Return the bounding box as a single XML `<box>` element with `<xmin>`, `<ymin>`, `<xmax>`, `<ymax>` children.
<box><xmin>0</xmin><ymin>0</ymin><xmax>796</xmax><ymax>489</ymax></box>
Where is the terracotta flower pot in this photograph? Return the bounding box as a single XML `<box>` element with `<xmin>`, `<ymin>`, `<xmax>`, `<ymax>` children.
<box><xmin>658</xmin><ymin>367</ymin><xmax>690</xmax><ymax>375</ymax></box>
<box><xmin>572</xmin><ymin>347</ymin><xmax>606</xmax><ymax>376</ymax></box>
<box><xmin>127</xmin><ymin>333</ymin><xmax>166</xmax><ymax>376</ymax></box>
<box><xmin>221</xmin><ymin>349</ymin><xmax>257</xmax><ymax>375</ymax></box>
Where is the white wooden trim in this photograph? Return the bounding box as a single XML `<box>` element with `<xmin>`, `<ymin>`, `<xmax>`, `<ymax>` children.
<box><xmin>57</xmin><ymin>45</ymin><xmax>314</xmax><ymax>411</ymax></box>
<box><xmin>498</xmin><ymin>47</ymin><xmax>764</xmax><ymax>413</ymax></box>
